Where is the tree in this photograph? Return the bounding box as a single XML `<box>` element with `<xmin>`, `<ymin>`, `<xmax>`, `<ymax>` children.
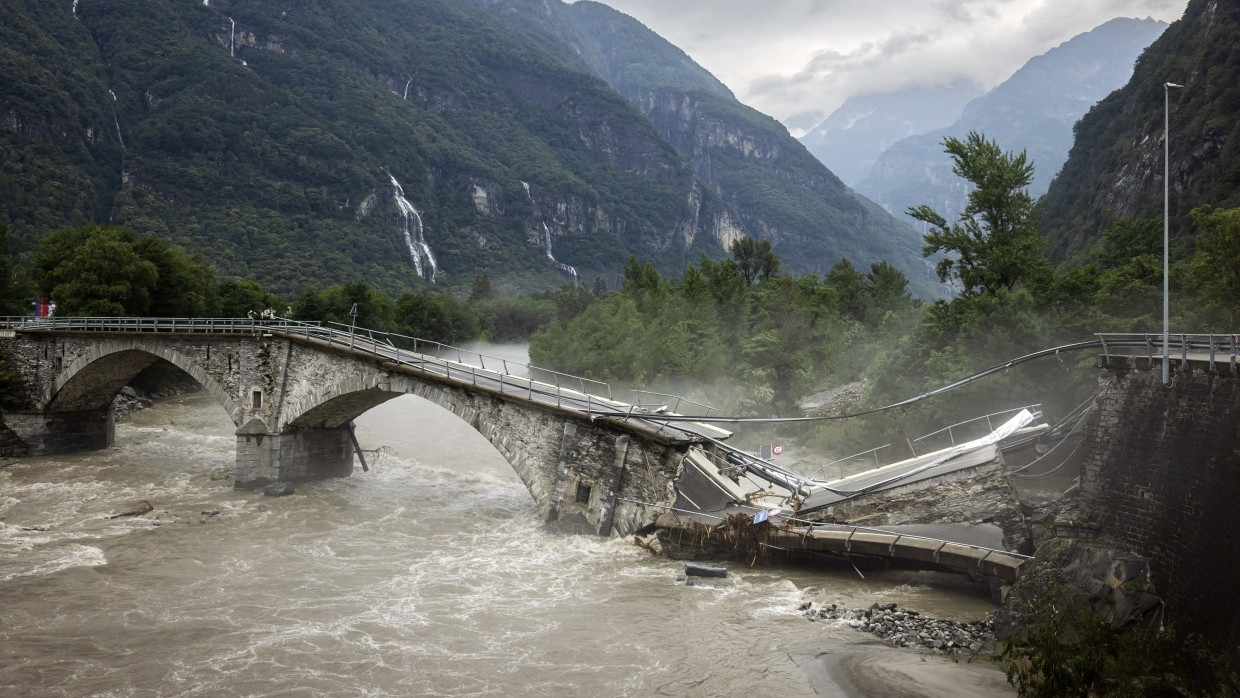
<box><xmin>36</xmin><ymin>226</ymin><xmax>159</xmax><ymax>316</ymax></box>
<box><xmin>293</xmin><ymin>281</ymin><xmax>394</xmax><ymax>330</ymax></box>
<box><xmin>1190</xmin><ymin>206</ymin><xmax>1240</xmax><ymax>324</ymax></box>
<box><xmin>729</xmin><ymin>237</ymin><xmax>780</xmax><ymax>285</ymax></box>
<box><xmin>469</xmin><ymin>273</ymin><xmax>494</xmax><ymax>302</ymax></box>
<box><xmin>0</xmin><ymin>224</ymin><xmax>32</xmax><ymax>315</ymax></box>
<box><xmin>825</xmin><ymin>258</ymin><xmax>867</xmax><ymax>322</ymax></box>
<box><xmin>218</xmin><ymin>280</ymin><xmax>286</xmax><ymax>317</ymax></box>
<box><xmin>134</xmin><ymin>237</ymin><xmax>219</xmax><ymax>316</ymax></box>
<box><xmin>908</xmin><ymin>132</ymin><xmax>1051</xmax><ymax>297</ymax></box>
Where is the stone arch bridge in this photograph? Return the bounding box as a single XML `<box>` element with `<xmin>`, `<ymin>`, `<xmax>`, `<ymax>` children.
<box><xmin>0</xmin><ymin>317</ymin><xmax>728</xmax><ymax>537</ymax></box>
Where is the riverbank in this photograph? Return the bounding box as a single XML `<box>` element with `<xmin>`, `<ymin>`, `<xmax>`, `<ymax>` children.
<box><xmin>798</xmin><ymin>648</ymin><xmax>1013</xmax><ymax>697</ymax></box>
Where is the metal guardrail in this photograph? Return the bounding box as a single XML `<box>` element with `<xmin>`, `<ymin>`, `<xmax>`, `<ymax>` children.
<box><xmin>0</xmin><ymin>315</ymin><xmax>713</xmax><ymax>434</ymax></box>
<box><xmin>910</xmin><ymin>403</ymin><xmax>1042</xmax><ymax>454</ymax></box>
<box><xmin>1098</xmin><ymin>332</ymin><xmax>1239</xmax><ymax>374</ymax></box>
<box><xmin>616</xmin><ymin>389</ymin><xmax>717</xmax><ymax>418</ymax></box>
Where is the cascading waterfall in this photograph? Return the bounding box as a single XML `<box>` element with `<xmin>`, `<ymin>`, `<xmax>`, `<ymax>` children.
<box><xmin>72</xmin><ymin>0</ymin><xmax>79</xmax><ymax>17</ymax></box>
<box><xmin>108</xmin><ymin>90</ymin><xmax>124</xmax><ymax>149</ymax></box>
<box><xmin>229</xmin><ymin>17</ymin><xmax>235</xmax><ymax>57</ymax></box>
<box><xmin>389</xmin><ymin>173</ymin><xmax>438</xmax><ymax>283</ymax></box>
<box><xmin>521</xmin><ymin>181</ymin><xmax>577</xmax><ymax>283</ymax></box>
<box><xmin>403</xmin><ymin>78</ymin><xmax>412</xmax><ymax>101</ymax></box>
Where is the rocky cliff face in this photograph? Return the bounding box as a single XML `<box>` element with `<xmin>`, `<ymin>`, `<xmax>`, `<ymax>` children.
<box><xmin>1039</xmin><ymin>0</ymin><xmax>1240</xmax><ymax>260</ymax></box>
<box><xmin>471</xmin><ymin>0</ymin><xmax>942</xmax><ymax>297</ymax></box>
<box><xmin>799</xmin><ymin>84</ymin><xmax>982</xmax><ymax>188</ymax></box>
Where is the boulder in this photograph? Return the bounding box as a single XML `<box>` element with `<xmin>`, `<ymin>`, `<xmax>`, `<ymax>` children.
<box><xmin>685</xmin><ymin>562</ymin><xmax>727</xmax><ymax>578</ymax></box>
<box><xmin>263</xmin><ymin>482</ymin><xmax>295</xmax><ymax>497</ymax></box>
<box><xmin>995</xmin><ymin>537</ymin><xmax>1161</xmax><ymax>639</ymax></box>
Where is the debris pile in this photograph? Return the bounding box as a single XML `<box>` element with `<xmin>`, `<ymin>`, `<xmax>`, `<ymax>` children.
<box><xmin>799</xmin><ymin>600</ymin><xmax>995</xmax><ymax>653</ymax></box>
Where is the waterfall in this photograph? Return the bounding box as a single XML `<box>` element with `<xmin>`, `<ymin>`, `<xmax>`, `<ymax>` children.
<box><xmin>229</xmin><ymin>17</ymin><xmax>235</xmax><ymax>57</ymax></box>
<box><xmin>72</xmin><ymin>0</ymin><xmax>78</xmax><ymax>17</ymax></box>
<box><xmin>108</xmin><ymin>90</ymin><xmax>124</xmax><ymax>149</ymax></box>
<box><xmin>388</xmin><ymin>174</ymin><xmax>438</xmax><ymax>283</ymax></box>
<box><xmin>403</xmin><ymin>78</ymin><xmax>412</xmax><ymax>101</ymax></box>
<box><xmin>203</xmin><ymin>0</ymin><xmax>209</xmax><ymax>5</ymax></box>
<box><xmin>523</xmin><ymin>181</ymin><xmax>577</xmax><ymax>283</ymax></box>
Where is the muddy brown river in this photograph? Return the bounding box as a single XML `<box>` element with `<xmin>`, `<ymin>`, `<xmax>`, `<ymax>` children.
<box><xmin>0</xmin><ymin>389</ymin><xmax>1014</xmax><ymax>696</ymax></box>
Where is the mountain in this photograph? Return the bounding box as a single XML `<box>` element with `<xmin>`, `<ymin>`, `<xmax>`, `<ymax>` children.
<box><xmin>0</xmin><ymin>0</ymin><xmax>940</xmax><ymax>300</ymax></box>
<box><xmin>1039</xmin><ymin>0</ymin><xmax>1240</xmax><ymax>261</ymax></box>
<box><xmin>471</xmin><ymin>0</ymin><xmax>942</xmax><ymax>296</ymax></box>
<box><xmin>798</xmin><ymin>83</ymin><xmax>982</xmax><ymax>187</ymax></box>
<box><xmin>854</xmin><ymin>17</ymin><xmax>1167</xmax><ymax>232</ymax></box>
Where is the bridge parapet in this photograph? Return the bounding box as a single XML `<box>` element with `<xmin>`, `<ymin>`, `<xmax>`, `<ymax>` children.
<box><xmin>1097</xmin><ymin>332</ymin><xmax>1240</xmax><ymax>376</ymax></box>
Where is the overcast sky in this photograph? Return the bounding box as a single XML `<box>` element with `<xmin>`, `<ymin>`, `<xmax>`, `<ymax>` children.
<box><xmin>587</xmin><ymin>0</ymin><xmax>1189</xmax><ymax>134</ymax></box>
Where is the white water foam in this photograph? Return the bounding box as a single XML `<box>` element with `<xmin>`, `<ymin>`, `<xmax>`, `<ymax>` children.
<box><xmin>521</xmin><ymin>181</ymin><xmax>578</xmax><ymax>283</ymax></box>
<box><xmin>388</xmin><ymin>173</ymin><xmax>438</xmax><ymax>282</ymax></box>
<box><xmin>1</xmin><ymin>543</ymin><xmax>105</xmax><ymax>581</ymax></box>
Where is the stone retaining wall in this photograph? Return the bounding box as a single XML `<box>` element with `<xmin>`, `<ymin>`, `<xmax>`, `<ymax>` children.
<box><xmin>1079</xmin><ymin>367</ymin><xmax>1240</xmax><ymax>653</ymax></box>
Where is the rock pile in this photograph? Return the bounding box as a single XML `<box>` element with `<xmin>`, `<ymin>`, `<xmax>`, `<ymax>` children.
<box><xmin>112</xmin><ymin>387</ymin><xmax>153</xmax><ymax>421</ymax></box>
<box><xmin>799</xmin><ymin>600</ymin><xmax>995</xmax><ymax>653</ymax></box>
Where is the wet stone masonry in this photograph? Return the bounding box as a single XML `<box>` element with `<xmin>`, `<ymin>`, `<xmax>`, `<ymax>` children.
<box><xmin>1079</xmin><ymin>365</ymin><xmax>1240</xmax><ymax>657</ymax></box>
<box><xmin>0</xmin><ymin>330</ymin><xmax>691</xmax><ymax>537</ymax></box>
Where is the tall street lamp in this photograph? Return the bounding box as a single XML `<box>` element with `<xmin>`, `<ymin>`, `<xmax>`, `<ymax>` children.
<box><xmin>1164</xmin><ymin>81</ymin><xmax>1184</xmax><ymax>386</ymax></box>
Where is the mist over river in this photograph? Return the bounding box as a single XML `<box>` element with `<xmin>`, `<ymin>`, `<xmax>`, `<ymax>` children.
<box><xmin>0</xmin><ymin>384</ymin><xmax>1013</xmax><ymax>696</ymax></box>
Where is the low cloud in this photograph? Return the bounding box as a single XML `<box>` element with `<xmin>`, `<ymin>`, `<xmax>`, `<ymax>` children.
<box><xmin>587</xmin><ymin>0</ymin><xmax>1188</xmax><ymax>126</ymax></box>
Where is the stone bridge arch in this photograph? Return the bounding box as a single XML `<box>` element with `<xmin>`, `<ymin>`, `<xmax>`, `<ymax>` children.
<box><xmin>47</xmin><ymin>340</ymin><xmax>243</xmax><ymax>424</ymax></box>
<box><xmin>271</xmin><ymin>370</ymin><xmax>684</xmax><ymax>536</ymax></box>
<box><xmin>278</xmin><ymin>372</ymin><xmax>590</xmax><ymax>526</ymax></box>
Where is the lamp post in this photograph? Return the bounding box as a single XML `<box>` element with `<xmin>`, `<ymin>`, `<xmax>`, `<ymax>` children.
<box><xmin>1163</xmin><ymin>81</ymin><xmax>1184</xmax><ymax>386</ymax></box>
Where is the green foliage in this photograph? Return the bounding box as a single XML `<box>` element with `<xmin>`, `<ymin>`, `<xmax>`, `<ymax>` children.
<box><xmin>909</xmin><ymin>132</ymin><xmax>1052</xmax><ymax>297</ymax></box>
<box><xmin>217</xmin><ymin>280</ymin><xmax>287</xmax><ymax>318</ymax></box>
<box><xmin>36</xmin><ymin>226</ymin><xmax>158</xmax><ymax>316</ymax></box>
<box><xmin>531</xmin><ymin>245</ymin><xmax>917</xmax><ymax>413</ymax></box>
<box><xmin>1189</xmin><ymin>205</ymin><xmax>1240</xmax><ymax>324</ymax></box>
<box><xmin>475</xmin><ymin>295</ymin><xmax>555</xmax><ymax>341</ymax></box>
<box><xmin>0</xmin><ymin>223</ymin><xmax>35</xmax><ymax>315</ymax></box>
<box><xmin>470</xmin><ymin>274</ymin><xmax>495</xmax><ymax>302</ymax></box>
<box><xmin>33</xmin><ymin>225</ymin><xmax>223</xmax><ymax>317</ymax></box>
<box><xmin>393</xmin><ymin>291</ymin><xmax>479</xmax><ymax>345</ymax></box>
<box><xmin>1001</xmin><ymin>591</ymin><xmax>1240</xmax><ymax>697</ymax></box>
<box><xmin>294</xmin><ymin>281</ymin><xmax>395</xmax><ymax>331</ymax></box>
<box><xmin>729</xmin><ymin>237</ymin><xmax>780</xmax><ymax>285</ymax></box>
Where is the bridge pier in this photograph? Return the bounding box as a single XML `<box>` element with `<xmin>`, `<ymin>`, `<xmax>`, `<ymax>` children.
<box><xmin>2</xmin><ymin>408</ymin><xmax>114</xmax><ymax>455</ymax></box>
<box><xmin>235</xmin><ymin>419</ymin><xmax>353</xmax><ymax>489</ymax></box>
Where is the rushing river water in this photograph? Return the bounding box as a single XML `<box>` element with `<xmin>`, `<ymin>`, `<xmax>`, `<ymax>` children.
<box><xmin>0</xmin><ymin>388</ymin><xmax>1015</xmax><ymax>696</ymax></box>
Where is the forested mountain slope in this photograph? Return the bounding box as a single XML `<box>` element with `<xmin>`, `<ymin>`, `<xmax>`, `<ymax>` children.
<box><xmin>1</xmin><ymin>0</ymin><xmax>721</xmax><ymax>295</ymax></box>
<box><xmin>1039</xmin><ymin>0</ymin><xmax>1240</xmax><ymax>260</ymax></box>
<box><xmin>2</xmin><ymin>0</ymin><xmax>940</xmax><ymax>298</ymax></box>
